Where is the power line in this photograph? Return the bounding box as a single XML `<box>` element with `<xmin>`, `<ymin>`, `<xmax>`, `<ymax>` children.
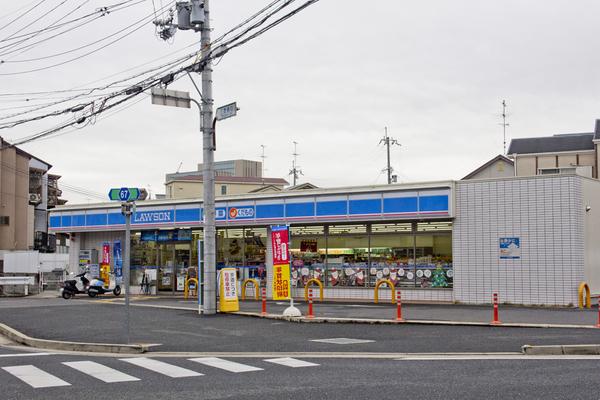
<box><xmin>0</xmin><ymin>0</ymin><xmax>47</xmax><ymax>37</ymax></box>
<box><xmin>2</xmin><ymin>0</ymin><xmax>322</xmax><ymax>148</ymax></box>
<box><xmin>0</xmin><ymin>2</ymin><xmax>174</xmax><ymax>75</ymax></box>
<box><xmin>0</xmin><ymin>0</ymin><xmax>72</xmax><ymax>57</ymax></box>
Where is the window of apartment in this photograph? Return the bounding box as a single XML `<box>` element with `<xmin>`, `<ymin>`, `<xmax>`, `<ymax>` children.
<box><xmin>0</xmin><ymin>216</ymin><xmax>9</xmax><ymax>225</ymax></box>
<box><xmin>221</xmin><ymin>185</ymin><xmax>227</xmax><ymax>195</ymax></box>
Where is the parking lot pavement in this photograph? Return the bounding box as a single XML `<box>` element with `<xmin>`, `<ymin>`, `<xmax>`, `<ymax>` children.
<box><xmin>90</xmin><ymin>295</ymin><xmax>599</xmax><ymax>326</ymax></box>
<box><xmin>1</xmin><ymin>301</ymin><xmax>600</xmax><ymax>354</ymax></box>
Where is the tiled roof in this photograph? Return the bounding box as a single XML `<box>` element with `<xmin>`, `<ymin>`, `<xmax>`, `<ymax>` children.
<box><xmin>507</xmin><ymin>133</ymin><xmax>595</xmax><ymax>154</ymax></box>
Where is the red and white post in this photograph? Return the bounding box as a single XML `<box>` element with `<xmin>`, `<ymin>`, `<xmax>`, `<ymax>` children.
<box><xmin>596</xmin><ymin>298</ymin><xmax>600</xmax><ymax>328</ymax></box>
<box><xmin>491</xmin><ymin>292</ymin><xmax>501</xmax><ymax>325</ymax></box>
<box><xmin>261</xmin><ymin>287</ymin><xmax>267</xmax><ymax>316</ymax></box>
<box><xmin>307</xmin><ymin>288</ymin><xmax>314</xmax><ymax>319</ymax></box>
<box><xmin>396</xmin><ymin>290</ymin><xmax>404</xmax><ymax>322</ymax></box>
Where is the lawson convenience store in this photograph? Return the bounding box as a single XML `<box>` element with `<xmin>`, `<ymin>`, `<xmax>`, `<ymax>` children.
<box><xmin>48</xmin><ymin>174</ymin><xmax>600</xmax><ymax>306</ymax></box>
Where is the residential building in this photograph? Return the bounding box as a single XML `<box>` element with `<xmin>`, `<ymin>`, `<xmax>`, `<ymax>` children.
<box><xmin>462</xmin><ymin>155</ymin><xmax>515</xmax><ymax>180</ymax></box>
<box><xmin>0</xmin><ymin>137</ymin><xmax>66</xmax><ymax>253</ymax></box>
<box><xmin>165</xmin><ymin>159</ymin><xmax>288</xmax><ymax>199</ymax></box>
<box><xmin>507</xmin><ymin>119</ymin><xmax>600</xmax><ymax>178</ymax></box>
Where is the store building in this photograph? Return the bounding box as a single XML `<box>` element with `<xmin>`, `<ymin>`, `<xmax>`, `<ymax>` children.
<box><xmin>47</xmin><ymin>173</ymin><xmax>600</xmax><ymax>306</ymax></box>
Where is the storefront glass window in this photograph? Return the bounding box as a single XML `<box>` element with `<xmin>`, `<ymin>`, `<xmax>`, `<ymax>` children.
<box><xmin>369</xmin><ymin>223</ymin><xmax>414</xmax><ymax>288</ymax></box>
<box><xmin>415</xmin><ymin>222</ymin><xmax>453</xmax><ymax>288</ymax></box>
<box><xmin>290</xmin><ymin>225</ymin><xmax>326</xmax><ymax>288</ymax></box>
<box><xmin>244</xmin><ymin>227</ymin><xmax>267</xmax><ymax>285</ymax></box>
<box><xmin>326</xmin><ymin>224</ymin><xmax>368</xmax><ymax>287</ymax></box>
<box><xmin>131</xmin><ymin>232</ymin><xmax>158</xmax><ymax>288</ymax></box>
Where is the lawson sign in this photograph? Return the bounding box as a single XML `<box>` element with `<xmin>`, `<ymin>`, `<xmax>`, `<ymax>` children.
<box><xmin>133</xmin><ymin>210</ymin><xmax>173</xmax><ymax>224</ymax></box>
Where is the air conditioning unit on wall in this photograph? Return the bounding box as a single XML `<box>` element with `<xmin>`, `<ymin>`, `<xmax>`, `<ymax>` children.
<box><xmin>29</xmin><ymin>193</ymin><xmax>42</xmax><ymax>205</ymax></box>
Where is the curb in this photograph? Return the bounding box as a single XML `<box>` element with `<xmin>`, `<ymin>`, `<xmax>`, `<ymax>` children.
<box><xmin>522</xmin><ymin>344</ymin><xmax>600</xmax><ymax>355</ymax></box>
<box><xmin>232</xmin><ymin>311</ymin><xmax>598</xmax><ymax>329</ymax></box>
<box><xmin>0</xmin><ymin>323</ymin><xmax>151</xmax><ymax>354</ymax></box>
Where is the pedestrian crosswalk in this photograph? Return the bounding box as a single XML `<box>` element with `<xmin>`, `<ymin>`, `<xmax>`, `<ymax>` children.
<box><xmin>1</xmin><ymin>357</ymin><xmax>318</xmax><ymax>389</ymax></box>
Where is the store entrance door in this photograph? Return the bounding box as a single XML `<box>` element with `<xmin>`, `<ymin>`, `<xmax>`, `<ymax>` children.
<box><xmin>157</xmin><ymin>243</ymin><xmax>191</xmax><ymax>293</ymax></box>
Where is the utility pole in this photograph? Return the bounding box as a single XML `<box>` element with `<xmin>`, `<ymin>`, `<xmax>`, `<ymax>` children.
<box><xmin>289</xmin><ymin>141</ymin><xmax>303</xmax><ymax>186</ymax></box>
<box><xmin>379</xmin><ymin>127</ymin><xmax>400</xmax><ymax>184</ymax></box>
<box><xmin>260</xmin><ymin>144</ymin><xmax>266</xmax><ymax>185</ymax></box>
<box><xmin>153</xmin><ymin>0</ymin><xmax>216</xmax><ymax>314</ymax></box>
<box><xmin>501</xmin><ymin>100</ymin><xmax>509</xmax><ymax>155</ymax></box>
<box><xmin>200</xmin><ymin>0</ymin><xmax>216</xmax><ymax>315</ymax></box>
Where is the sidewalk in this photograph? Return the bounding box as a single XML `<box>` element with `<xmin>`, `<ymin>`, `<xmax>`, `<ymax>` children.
<box><xmin>99</xmin><ymin>296</ymin><xmax>600</xmax><ymax>327</ymax></box>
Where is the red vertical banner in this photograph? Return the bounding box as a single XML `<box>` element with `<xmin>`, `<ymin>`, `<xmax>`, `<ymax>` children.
<box><xmin>271</xmin><ymin>225</ymin><xmax>291</xmax><ymax>300</ymax></box>
<box><xmin>102</xmin><ymin>243</ymin><xmax>111</xmax><ymax>264</ymax></box>
<box><xmin>271</xmin><ymin>225</ymin><xmax>290</xmax><ymax>265</ymax></box>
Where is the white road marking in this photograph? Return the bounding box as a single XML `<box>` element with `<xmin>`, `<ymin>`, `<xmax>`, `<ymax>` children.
<box><xmin>0</xmin><ymin>353</ymin><xmax>54</xmax><ymax>358</ymax></box>
<box><xmin>189</xmin><ymin>357</ymin><xmax>263</xmax><ymax>373</ymax></box>
<box><xmin>2</xmin><ymin>365</ymin><xmax>70</xmax><ymax>388</ymax></box>
<box><xmin>310</xmin><ymin>338</ymin><xmax>375</xmax><ymax>345</ymax></box>
<box><xmin>396</xmin><ymin>355</ymin><xmax>600</xmax><ymax>361</ymax></box>
<box><xmin>120</xmin><ymin>357</ymin><xmax>203</xmax><ymax>378</ymax></box>
<box><xmin>264</xmin><ymin>357</ymin><xmax>320</xmax><ymax>368</ymax></box>
<box><xmin>62</xmin><ymin>361</ymin><xmax>140</xmax><ymax>383</ymax></box>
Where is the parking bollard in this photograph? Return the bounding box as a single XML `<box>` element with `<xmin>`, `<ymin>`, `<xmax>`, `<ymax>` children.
<box><xmin>307</xmin><ymin>288</ymin><xmax>314</xmax><ymax>319</ymax></box>
<box><xmin>596</xmin><ymin>298</ymin><xmax>600</xmax><ymax>328</ymax></box>
<box><xmin>491</xmin><ymin>292</ymin><xmax>501</xmax><ymax>325</ymax></box>
<box><xmin>261</xmin><ymin>287</ymin><xmax>267</xmax><ymax>316</ymax></box>
<box><xmin>396</xmin><ymin>290</ymin><xmax>404</xmax><ymax>322</ymax></box>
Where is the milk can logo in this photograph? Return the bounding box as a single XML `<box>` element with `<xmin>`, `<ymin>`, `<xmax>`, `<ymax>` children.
<box><xmin>228</xmin><ymin>207</ymin><xmax>254</xmax><ymax>219</ymax></box>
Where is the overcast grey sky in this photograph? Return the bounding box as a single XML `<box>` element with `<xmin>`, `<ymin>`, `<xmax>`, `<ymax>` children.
<box><xmin>1</xmin><ymin>0</ymin><xmax>599</xmax><ymax>203</ymax></box>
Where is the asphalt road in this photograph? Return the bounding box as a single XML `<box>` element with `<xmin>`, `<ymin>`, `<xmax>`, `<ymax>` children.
<box><xmin>0</xmin><ymin>352</ymin><xmax>599</xmax><ymax>400</ymax></box>
<box><xmin>0</xmin><ymin>298</ymin><xmax>599</xmax><ymax>353</ymax></box>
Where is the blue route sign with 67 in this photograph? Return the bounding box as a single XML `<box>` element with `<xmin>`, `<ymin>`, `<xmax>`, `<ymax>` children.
<box><xmin>109</xmin><ymin>187</ymin><xmax>140</xmax><ymax>202</ymax></box>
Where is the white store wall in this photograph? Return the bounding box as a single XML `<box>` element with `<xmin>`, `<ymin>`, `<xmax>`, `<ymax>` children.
<box><xmin>582</xmin><ymin>178</ymin><xmax>600</xmax><ymax>293</ymax></box>
<box><xmin>453</xmin><ymin>175</ymin><xmax>585</xmax><ymax>306</ymax></box>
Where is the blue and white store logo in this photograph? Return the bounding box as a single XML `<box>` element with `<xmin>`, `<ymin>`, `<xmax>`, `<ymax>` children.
<box><xmin>133</xmin><ymin>210</ymin><xmax>173</xmax><ymax>224</ymax></box>
<box><xmin>499</xmin><ymin>237</ymin><xmax>520</xmax><ymax>259</ymax></box>
<box><xmin>215</xmin><ymin>206</ymin><xmax>255</xmax><ymax>220</ymax></box>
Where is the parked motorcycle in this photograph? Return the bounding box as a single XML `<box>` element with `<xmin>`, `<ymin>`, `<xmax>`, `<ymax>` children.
<box><xmin>61</xmin><ymin>271</ymin><xmax>90</xmax><ymax>299</ymax></box>
<box><xmin>87</xmin><ymin>276</ymin><xmax>121</xmax><ymax>298</ymax></box>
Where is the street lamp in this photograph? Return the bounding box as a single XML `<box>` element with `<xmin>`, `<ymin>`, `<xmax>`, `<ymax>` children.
<box><xmin>151</xmin><ymin>87</ymin><xmax>238</xmax><ymax>314</ymax></box>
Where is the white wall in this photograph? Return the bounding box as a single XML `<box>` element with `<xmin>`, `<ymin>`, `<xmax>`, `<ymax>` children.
<box><xmin>453</xmin><ymin>175</ymin><xmax>584</xmax><ymax>306</ymax></box>
<box><xmin>3</xmin><ymin>251</ymin><xmax>69</xmax><ymax>273</ymax></box>
<box><xmin>582</xmin><ymin>178</ymin><xmax>600</xmax><ymax>293</ymax></box>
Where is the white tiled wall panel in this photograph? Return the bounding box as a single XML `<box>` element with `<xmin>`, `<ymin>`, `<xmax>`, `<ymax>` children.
<box><xmin>454</xmin><ymin>176</ymin><xmax>584</xmax><ymax>306</ymax></box>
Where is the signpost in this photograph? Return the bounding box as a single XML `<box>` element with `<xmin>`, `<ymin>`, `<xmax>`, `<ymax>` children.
<box><xmin>108</xmin><ymin>187</ymin><xmax>141</xmax><ymax>202</ymax></box>
<box><xmin>215</xmin><ymin>102</ymin><xmax>238</xmax><ymax>121</ymax></box>
<box><xmin>109</xmin><ymin>187</ymin><xmax>142</xmax><ymax>343</ymax></box>
<box><xmin>270</xmin><ymin>225</ymin><xmax>300</xmax><ymax>317</ymax></box>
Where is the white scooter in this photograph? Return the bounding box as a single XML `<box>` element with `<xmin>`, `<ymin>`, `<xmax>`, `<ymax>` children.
<box><xmin>87</xmin><ymin>274</ymin><xmax>121</xmax><ymax>298</ymax></box>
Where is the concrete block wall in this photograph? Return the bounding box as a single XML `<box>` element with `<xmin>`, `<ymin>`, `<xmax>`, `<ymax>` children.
<box><xmin>453</xmin><ymin>175</ymin><xmax>584</xmax><ymax>306</ymax></box>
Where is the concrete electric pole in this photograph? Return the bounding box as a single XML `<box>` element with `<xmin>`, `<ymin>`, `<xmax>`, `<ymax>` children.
<box><xmin>153</xmin><ymin>0</ymin><xmax>216</xmax><ymax>314</ymax></box>
<box><xmin>501</xmin><ymin>100</ymin><xmax>509</xmax><ymax>155</ymax></box>
<box><xmin>289</xmin><ymin>141</ymin><xmax>303</xmax><ymax>186</ymax></box>
<box><xmin>379</xmin><ymin>127</ymin><xmax>400</xmax><ymax>184</ymax></box>
<box><xmin>200</xmin><ymin>0</ymin><xmax>216</xmax><ymax>315</ymax></box>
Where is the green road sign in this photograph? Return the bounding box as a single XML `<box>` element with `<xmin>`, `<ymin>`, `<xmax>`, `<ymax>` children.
<box><xmin>109</xmin><ymin>187</ymin><xmax>140</xmax><ymax>202</ymax></box>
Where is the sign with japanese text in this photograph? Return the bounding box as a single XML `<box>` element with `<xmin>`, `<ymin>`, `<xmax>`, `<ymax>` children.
<box><xmin>272</xmin><ymin>263</ymin><xmax>290</xmax><ymax>300</ymax></box>
<box><xmin>113</xmin><ymin>240</ymin><xmax>122</xmax><ymax>284</ymax></box>
<box><xmin>102</xmin><ymin>243</ymin><xmax>111</xmax><ymax>264</ymax></box>
<box><xmin>271</xmin><ymin>225</ymin><xmax>290</xmax><ymax>265</ymax></box>
<box><xmin>500</xmin><ymin>237</ymin><xmax>521</xmax><ymax>259</ymax></box>
<box><xmin>219</xmin><ymin>268</ymin><xmax>239</xmax><ymax>312</ymax></box>
<box><xmin>271</xmin><ymin>225</ymin><xmax>291</xmax><ymax>300</ymax></box>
